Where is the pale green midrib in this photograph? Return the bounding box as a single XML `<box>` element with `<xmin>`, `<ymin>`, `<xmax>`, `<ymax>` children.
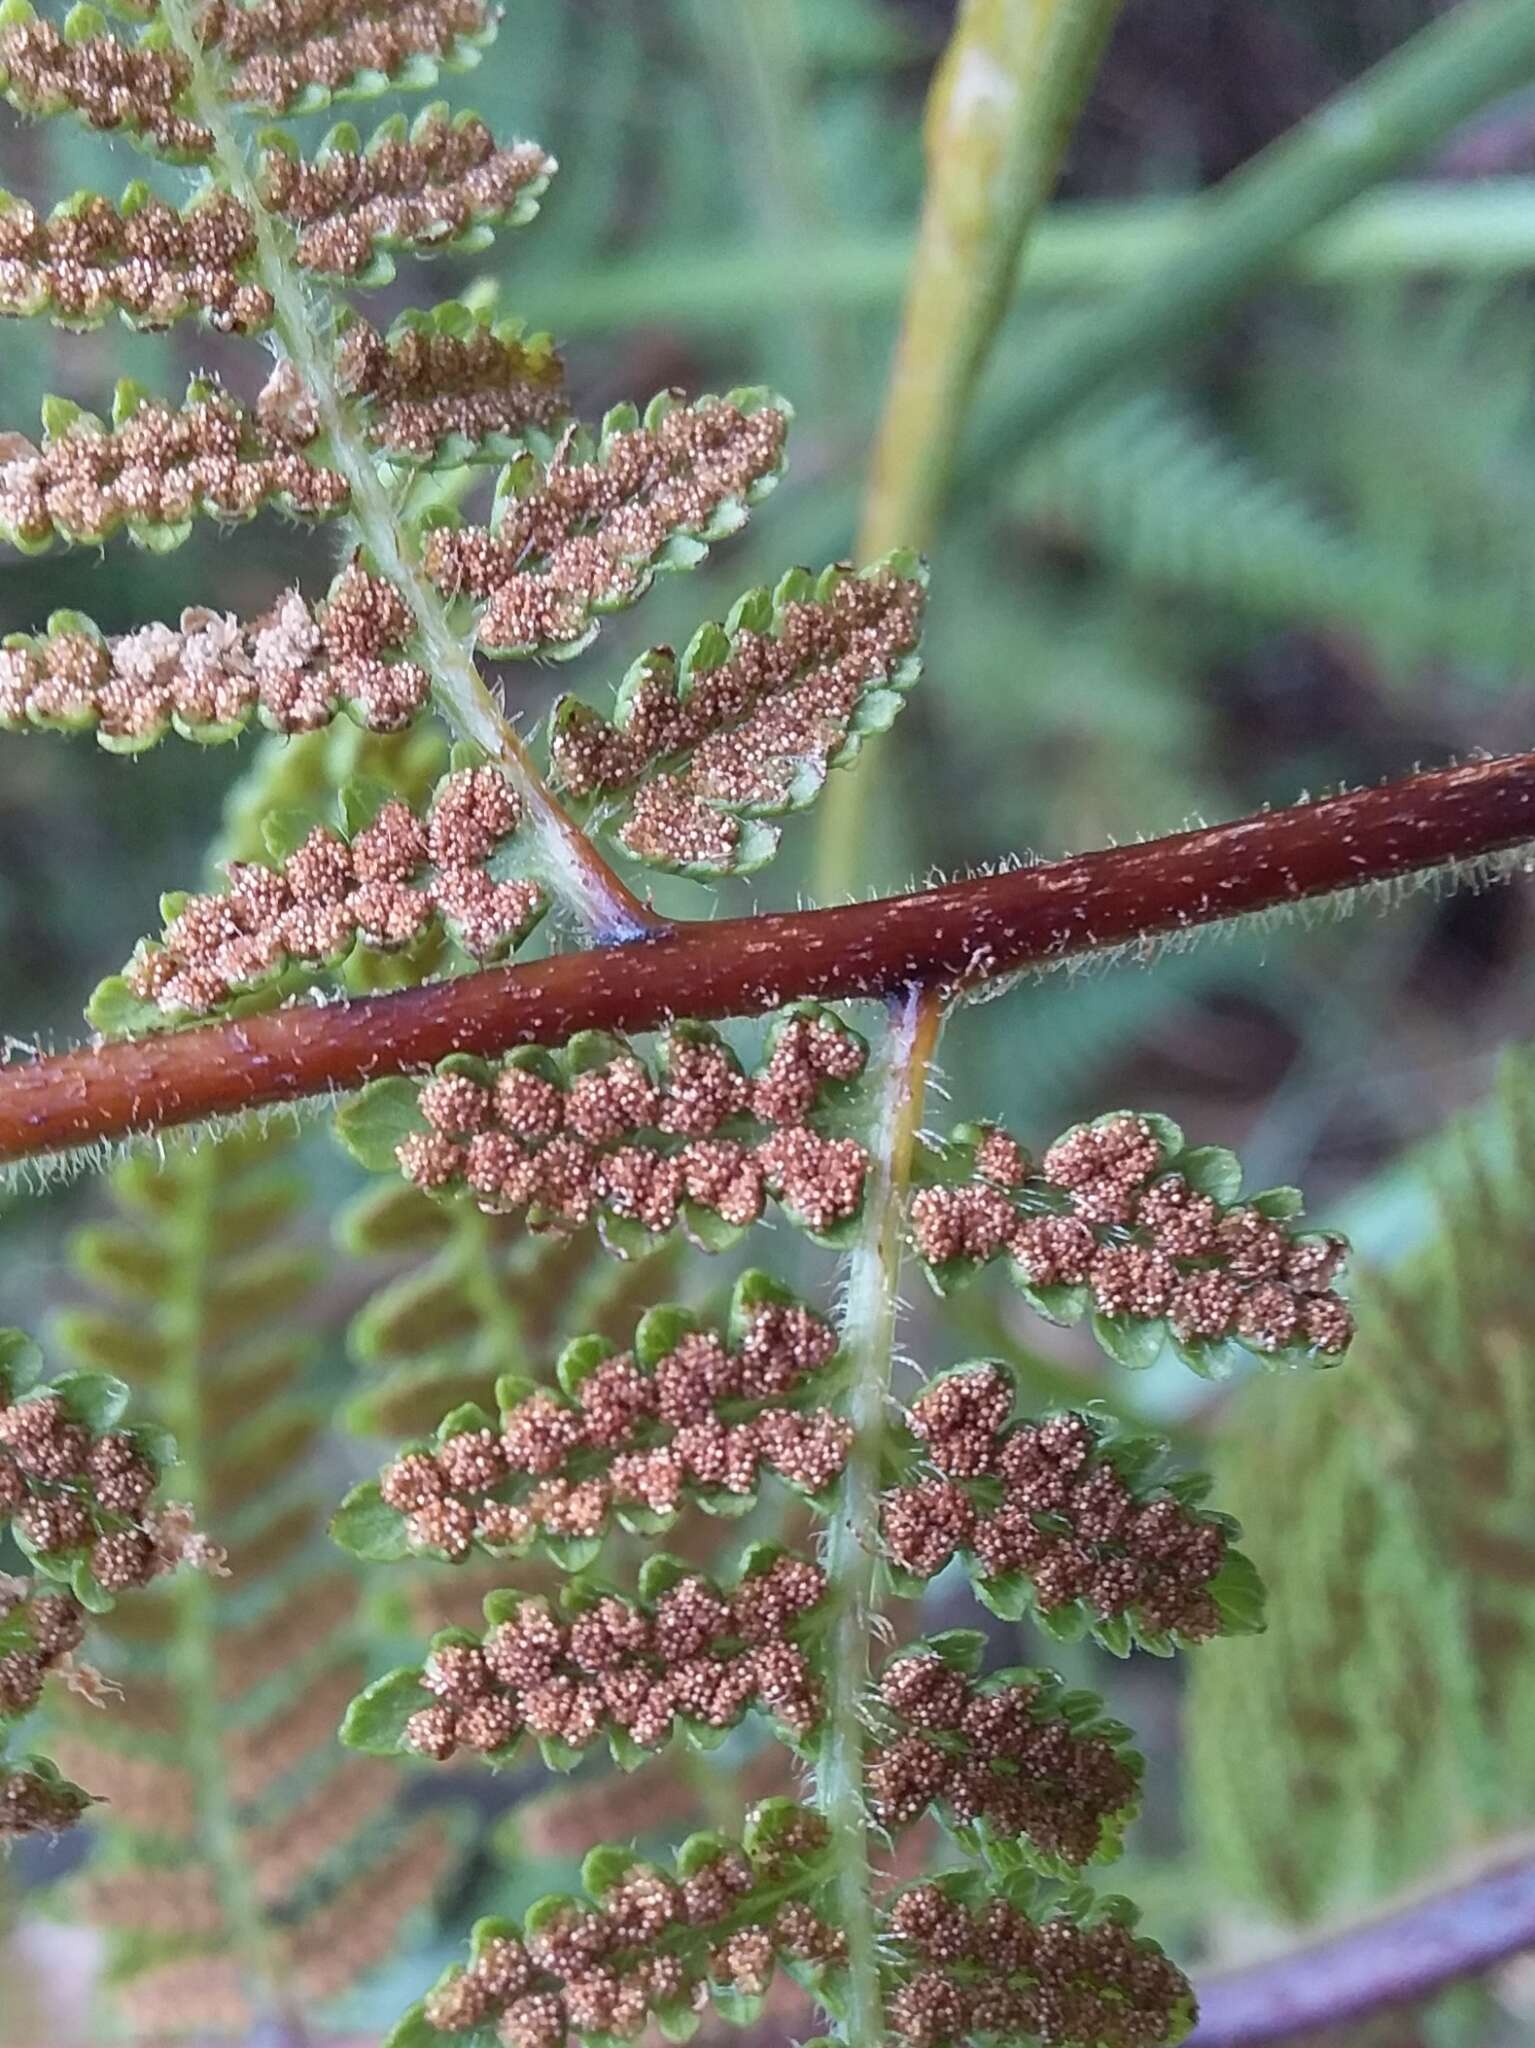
<box><xmin>166</xmin><ymin>1145</ymin><xmax>294</xmax><ymax>2028</ymax></box>
<box><xmin>156</xmin><ymin>0</ymin><xmax>626</xmax><ymax>936</ymax></box>
<box><xmin>815</xmin><ymin>996</ymin><xmax>931</xmax><ymax>2048</ymax></box>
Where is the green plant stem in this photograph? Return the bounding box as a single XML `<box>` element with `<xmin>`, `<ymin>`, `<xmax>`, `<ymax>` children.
<box><xmin>166</xmin><ymin>1145</ymin><xmax>297</xmax><ymax>2036</ymax></box>
<box><xmin>818</xmin><ymin>0</ymin><xmax>1124</xmax><ymax>901</ymax></box>
<box><xmin>974</xmin><ymin>0</ymin><xmax>1535</xmax><ymax>474</ymax></box>
<box><xmin>816</xmin><ymin>986</ymin><xmax>944</xmax><ymax>2048</ymax></box>
<box><xmin>157</xmin><ymin>0</ymin><xmax>658</xmax><ymax>945</ymax></box>
<box><xmin>519</xmin><ymin>180</ymin><xmax>1535</xmax><ymax>333</ymax></box>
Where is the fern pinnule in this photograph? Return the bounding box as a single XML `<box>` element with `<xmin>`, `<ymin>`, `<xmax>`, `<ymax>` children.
<box><xmin>549</xmin><ymin>555</ymin><xmax>927</xmax><ymax>877</ymax></box>
<box><xmin>348</xmin><ymin>1546</ymin><xmax>826</xmax><ymax>1770</ymax></box>
<box><xmin>884</xmin><ymin>1374</ymin><xmax>1258</xmax><ymax>1653</ymax></box>
<box><xmin>337</xmin><ymin>305</ymin><xmax>567</xmax><ymax>459</ymax></box>
<box><xmin>346</xmin><ymin>1011</ymin><xmax>873</xmax><ymax>1254</ymax></box>
<box><xmin>421</xmin><ymin>389</ymin><xmax>791</xmax><ymax>660</ymax></box>
<box><xmin>0</xmin><ymin>375</ymin><xmax>347</xmax><ymax>550</ymax></box>
<box><xmin>0</xmin><ymin>183</ymin><xmax>271</xmax><ymax>328</ymax></box>
<box><xmin>99</xmin><ymin>762</ymin><xmax>542</xmax><ymax>1030</ymax></box>
<box><xmin>912</xmin><ymin>1110</ymin><xmax>1354</xmax><ymax>1374</ymax></box>
<box><xmin>260</xmin><ymin>106</ymin><xmax>552</xmax><ymax>278</ymax></box>
<box><xmin>869</xmin><ymin>1643</ymin><xmax>1141</xmax><ymax>1876</ymax></box>
<box><xmin>0</xmin><ymin>559</ymin><xmax>428</xmax><ymax>749</ymax></box>
<box><xmin>883</xmin><ymin>1877</ymin><xmax>1193</xmax><ymax>2048</ymax></box>
<box><xmin>202</xmin><ymin>0</ymin><xmax>500</xmax><ymax>115</ymax></box>
<box><xmin>336</xmin><ymin>1271</ymin><xmax>850</xmax><ymax>1573</ymax></box>
<box><xmin>0</xmin><ymin>6</ymin><xmax>212</xmax><ymax>158</ymax></box>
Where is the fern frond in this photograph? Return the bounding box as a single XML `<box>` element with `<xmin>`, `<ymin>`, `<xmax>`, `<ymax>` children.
<box><xmin>0</xmin><ymin>560</ymin><xmax>428</xmax><ymax>749</ymax></box>
<box><xmin>1014</xmin><ymin>389</ymin><xmax>1409</xmax><ymax>632</ymax></box>
<box><xmin>548</xmin><ymin>554</ymin><xmax>927</xmax><ymax>877</ymax></box>
<box><xmin>420</xmin><ymin>389</ymin><xmax>791</xmax><ymax>660</ymax></box>
<box><xmin>912</xmin><ymin>1111</ymin><xmax>1353</xmax><ymax>1375</ymax></box>
<box><xmin>339</xmin><ymin>1009</ymin><xmax>873</xmax><ymax>1256</ymax></box>
<box><xmin>0</xmin><ymin>375</ymin><xmax>345</xmax><ymax>551</ymax></box>
<box><xmin>92</xmin><ymin>761</ymin><xmax>545</xmax><ymax>1034</ymax></box>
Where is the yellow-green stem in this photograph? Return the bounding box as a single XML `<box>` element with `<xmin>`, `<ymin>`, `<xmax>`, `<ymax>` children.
<box><xmin>815</xmin><ymin>986</ymin><xmax>944</xmax><ymax>2048</ymax></box>
<box><xmin>157</xmin><ymin>0</ymin><xmax>656</xmax><ymax>943</ymax></box>
<box><xmin>818</xmin><ymin>0</ymin><xmax>1124</xmax><ymax>899</ymax></box>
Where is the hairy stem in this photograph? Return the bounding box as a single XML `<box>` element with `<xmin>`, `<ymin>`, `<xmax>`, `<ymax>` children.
<box><xmin>975</xmin><ymin>0</ymin><xmax>1535</xmax><ymax>474</ymax></box>
<box><xmin>156</xmin><ymin>0</ymin><xmax>658</xmax><ymax>945</ymax></box>
<box><xmin>817</xmin><ymin>987</ymin><xmax>943</xmax><ymax>2047</ymax></box>
<box><xmin>820</xmin><ymin>0</ymin><xmax>1123</xmax><ymax>899</ymax></box>
<box><xmin>1190</xmin><ymin>1842</ymin><xmax>1535</xmax><ymax>2045</ymax></box>
<box><xmin>0</xmin><ymin>753</ymin><xmax>1532</xmax><ymax>1166</ymax></box>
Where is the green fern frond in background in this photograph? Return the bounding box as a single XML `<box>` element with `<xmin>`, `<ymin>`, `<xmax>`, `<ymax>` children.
<box><xmin>43</xmin><ymin>1126</ymin><xmax>463</xmax><ymax>2040</ymax></box>
<box><xmin>1188</xmin><ymin>1047</ymin><xmax>1535</xmax><ymax>1926</ymax></box>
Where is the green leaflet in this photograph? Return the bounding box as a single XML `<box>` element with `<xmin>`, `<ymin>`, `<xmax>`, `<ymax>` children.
<box><xmin>337</xmin><ymin>1172</ymin><xmax>680</xmax><ymax>1440</ymax></box>
<box><xmin>1187</xmin><ymin>1048</ymin><xmax>1535</xmax><ymax>1924</ymax></box>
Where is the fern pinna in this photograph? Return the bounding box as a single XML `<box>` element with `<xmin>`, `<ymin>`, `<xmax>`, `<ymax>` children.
<box><xmin>0</xmin><ymin>3</ymin><xmax>1388</xmax><ymax>2045</ymax></box>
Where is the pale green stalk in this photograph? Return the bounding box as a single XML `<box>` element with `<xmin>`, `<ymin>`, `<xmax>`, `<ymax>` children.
<box><xmin>815</xmin><ymin>987</ymin><xmax>944</xmax><ymax>2048</ymax></box>
<box><xmin>818</xmin><ymin>0</ymin><xmax>1124</xmax><ymax>900</ymax></box>
<box><xmin>158</xmin><ymin>0</ymin><xmax>654</xmax><ymax>942</ymax></box>
<box><xmin>520</xmin><ymin>179</ymin><xmax>1535</xmax><ymax>335</ymax></box>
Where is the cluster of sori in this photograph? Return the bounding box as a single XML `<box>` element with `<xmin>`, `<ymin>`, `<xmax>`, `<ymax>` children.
<box><xmin>119</xmin><ymin>764</ymin><xmax>541</xmax><ymax>1017</ymax></box>
<box><xmin>548</xmin><ymin>557</ymin><xmax>926</xmax><ymax>873</ymax></box>
<box><xmin>335</xmin><ymin>309</ymin><xmax>566</xmax><ymax>456</ymax></box>
<box><xmin>0</xmin><ymin>560</ymin><xmax>428</xmax><ymax>747</ymax></box>
<box><xmin>884</xmin><ymin>1371</ymin><xmax>1249</xmax><ymax>1649</ymax></box>
<box><xmin>354</xmin><ymin>1550</ymin><xmax>826</xmax><ymax>1767</ymax></box>
<box><xmin>911</xmin><ymin>1112</ymin><xmax>1353</xmax><ymax>1369</ymax></box>
<box><xmin>416</xmin><ymin>1804</ymin><xmax>848</xmax><ymax>2048</ymax></box>
<box><xmin>868</xmin><ymin>1649</ymin><xmax>1141</xmax><ymax>1872</ymax></box>
<box><xmin>345</xmin><ymin>1276</ymin><xmax>852</xmax><ymax>1568</ymax></box>
<box><xmin>0</xmin><ymin>380</ymin><xmax>348</xmax><ymax>548</ymax></box>
<box><xmin>392</xmin><ymin>1013</ymin><xmax>873</xmax><ymax>1245</ymax></box>
<box><xmin>0</xmin><ymin>1</ymin><xmax>498</xmax><ymax>138</ymax></box>
<box><xmin>422</xmin><ymin>392</ymin><xmax>789</xmax><ymax>656</ymax></box>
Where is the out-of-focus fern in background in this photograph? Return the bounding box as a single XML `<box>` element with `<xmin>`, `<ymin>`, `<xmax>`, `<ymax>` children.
<box><xmin>7</xmin><ymin>1</ymin><xmax>1535</xmax><ymax>2042</ymax></box>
